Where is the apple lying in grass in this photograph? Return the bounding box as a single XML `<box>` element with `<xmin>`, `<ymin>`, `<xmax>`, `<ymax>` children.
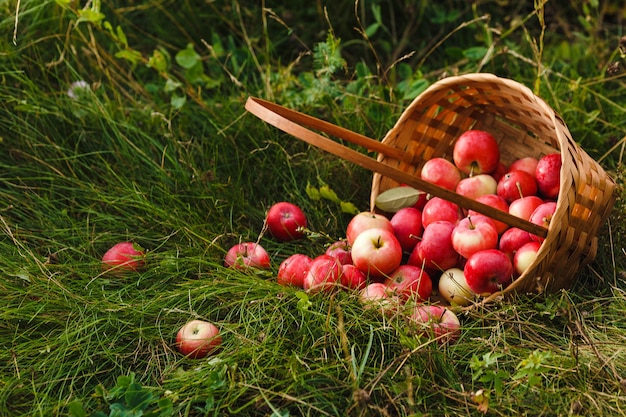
<box><xmin>303</xmin><ymin>255</ymin><xmax>343</xmax><ymax>293</ymax></box>
<box><xmin>277</xmin><ymin>253</ymin><xmax>313</xmax><ymax>287</ymax></box>
<box><xmin>453</xmin><ymin>130</ymin><xmax>500</xmax><ymax>175</ymax></box>
<box><xmin>409</xmin><ymin>305</ymin><xmax>461</xmax><ymax>345</ymax></box>
<box><xmin>451</xmin><ymin>215</ymin><xmax>499</xmax><ymax>260</ymax></box>
<box><xmin>325</xmin><ymin>240</ymin><xmax>352</xmax><ymax>265</ymax></box>
<box><xmin>224</xmin><ymin>242</ymin><xmax>271</xmax><ymax>270</ymax></box>
<box><xmin>438</xmin><ymin>267</ymin><xmax>476</xmax><ymax>306</ymax></box>
<box><xmin>176</xmin><ymin>320</ymin><xmax>222</xmax><ymax>359</ymax></box>
<box><xmin>464</xmin><ymin>249</ymin><xmax>514</xmax><ymax>295</ymax></box>
<box><xmin>384</xmin><ymin>265</ymin><xmax>432</xmax><ymax>302</ymax></box>
<box><xmin>346</xmin><ymin>212</ymin><xmax>393</xmax><ymax>246</ymax></box>
<box><xmin>351</xmin><ymin>227</ymin><xmax>403</xmax><ymax>279</ymax></box>
<box><xmin>420</xmin><ymin>157</ymin><xmax>462</xmax><ymax>191</ymax></box>
<box><xmin>359</xmin><ymin>282</ymin><xmax>397</xmax><ymax>314</ymax></box>
<box><xmin>390</xmin><ymin>207</ymin><xmax>423</xmax><ymax>253</ymax></box>
<box><xmin>102</xmin><ymin>241</ymin><xmax>145</xmax><ymax>273</ymax></box>
<box><xmin>535</xmin><ymin>153</ymin><xmax>561</xmax><ymax>199</ymax></box>
<box><xmin>340</xmin><ymin>264</ymin><xmax>368</xmax><ymax>290</ymax></box>
<box><xmin>265</xmin><ymin>202</ymin><xmax>307</xmax><ymax>241</ymax></box>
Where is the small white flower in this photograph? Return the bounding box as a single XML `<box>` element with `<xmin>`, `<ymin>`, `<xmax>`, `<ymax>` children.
<box><xmin>67</xmin><ymin>80</ymin><xmax>91</xmax><ymax>99</ymax></box>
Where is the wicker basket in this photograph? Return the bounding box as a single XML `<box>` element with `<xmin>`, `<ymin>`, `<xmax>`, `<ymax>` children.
<box><xmin>245</xmin><ymin>73</ymin><xmax>617</xmax><ymax>303</ymax></box>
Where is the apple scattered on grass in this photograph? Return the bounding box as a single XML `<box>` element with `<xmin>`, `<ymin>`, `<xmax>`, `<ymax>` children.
<box><xmin>176</xmin><ymin>320</ymin><xmax>222</xmax><ymax>359</ymax></box>
<box><xmin>102</xmin><ymin>241</ymin><xmax>145</xmax><ymax>273</ymax></box>
<box><xmin>224</xmin><ymin>242</ymin><xmax>271</xmax><ymax>270</ymax></box>
<box><xmin>390</xmin><ymin>207</ymin><xmax>423</xmax><ymax>253</ymax></box>
<box><xmin>464</xmin><ymin>249</ymin><xmax>514</xmax><ymax>296</ymax></box>
<box><xmin>384</xmin><ymin>264</ymin><xmax>432</xmax><ymax>302</ymax></box>
<box><xmin>265</xmin><ymin>202</ymin><xmax>308</xmax><ymax>241</ymax></box>
<box><xmin>346</xmin><ymin>211</ymin><xmax>394</xmax><ymax>246</ymax></box>
<box><xmin>351</xmin><ymin>227</ymin><xmax>403</xmax><ymax>279</ymax></box>
<box><xmin>277</xmin><ymin>253</ymin><xmax>313</xmax><ymax>287</ymax></box>
<box><xmin>438</xmin><ymin>268</ymin><xmax>476</xmax><ymax>306</ymax></box>
<box><xmin>303</xmin><ymin>254</ymin><xmax>343</xmax><ymax>293</ymax></box>
<box><xmin>409</xmin><ymin>305</ymin><xmax>461</xmax><ymax>345</ymax></box>
<box><xmin>325</xmin><ymin>239</ymin><xmax>353</xmax><ymax>265</ymax></box>
<box><xmin>451</xmin><ymin>215</ymin><xmax>499</xmax><ymax>260</ymax></box>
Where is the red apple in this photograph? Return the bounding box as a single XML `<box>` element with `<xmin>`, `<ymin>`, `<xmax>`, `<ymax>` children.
<box><xmin>102</xmin><ymin>241</ymin><xmax>145</xmax><ymax>273</ymax></box>
<box><xmin>422</xmin><ymin>197</ymin><xmax>461</xmax><ymax>228</ymax></box>
<box><xmin>535</xmin><ymin>153</ymin><xmax>561</xmax><ymax>199</ymax></box>
<box><xmin>265</xmin><ymin>202</ymin><xmax>307</xmax><ymax>241</ymax></box>
<box><xmin>464</xmin><ymin>249</ymin><xmax>514</xmax><ymax>295</ymax></box>
<box><xmin>417</xmin><ymin>221</ymin><xmax>459</xmax><ymax>271</ymax></box>
<box><xmin>384</xmin><ymin>265</ymin><xmax>432</xmax><ymax>302</ymax></box>
<box><xmin>325</xmin><ymin>240</ymin><xmax>352</xmax><ymax>265</ymax></box>
<box><xmin>498</xmin><ymin>227</ymin><xmax>534</xmax><ymax>261</ymax></box>
<box><xmin>176</xmin><ymin>320</ymin><xmax>222</xmax><ymax>359</ymax></box>
<box><xmin>224</xmin><ymin>242</ymin><xmax>271</xmax><ymax>270</ymax></box>
<box><xmin>420</xmin><ymin>157</ymin><xmax>463</xmax><ymax>191</ymax></box>
<box><xmin>351</xmin><ymin>228</ymin><xmax>403</xmax><ymax>279</ymax></box>
<box><xmin>438</xmin><ymin>267</ymin><xmax>476</xmax><ymax>306</ymax></box>
<box><xmin>513</xmin><ymin>241</ymin><xmax>542</xmax><ymax>275</ymax></box>
<box><xmin>303</xmin><ymin>255</ymin><xmax>343</xmax><ymax>293</ymax></box>
<box><xmin>508</xmin><ymin>196</ymin><xmax>544</xmax><ymax>221</ymax></box>
<box><xmin>359</xmin><ymin>282</ymin><xmax>398</xmax><ymax>314</ymax></box>
<box><xmin>451</xmin><ymin>215</ymin><xmax>499</xmax><ymax>259</ymax></box>
<box><xmin>468</xmin><ymin>194</ymin><xmax>509</xmax><ymax>234</ymax></box>
<box><xmin>340</xmin><ymin>264</ymin><xmax>368</xmax><ymax>290</ymax></box>
<box><xmin>346</xmin><ymin>212</ymin><xmax>393</xmax><ymax>246</ymax></box>
<box><xmin>453</xmin><ymin>130</ymin><xmax>500</xmax><ymax>175</ymax></box>
<box><xmin>496</xmin><ymin>170</ymin><xmax>538</xmax><ymax>203</ymax></box>
<box><xmin>390</xmin><ymin>207</ymin><xmax>423</xmax><ymax>253</ymax></box>
<box><xmin>277</xmin><ymin>253</ymin><xmax>313</xmax><ymax>287</ymax></box>
<box><xmin>492</xmin><ymin>162</ymin><xmax>508</xmax><ymax>182</ymax></box>
<box><xmin>508</xmin><ymin>157</ymin><xmax>539</xmax><ymax>177</ymax></box>
<box><xmin>455</xmin><ymin>174</ymin><xmax>497</xmax><ymax>200</ymax></box>
<box><xmin>528</xmin><ymin>201</ymin><xmax>557</xmax><ymax>243</ymax></box>
<box><xmin>409</xmin><ymin>305</ymin><xmax>461</xmax><ymax>345</ymax></box>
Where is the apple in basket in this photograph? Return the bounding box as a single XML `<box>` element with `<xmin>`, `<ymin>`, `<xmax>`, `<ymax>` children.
<box><xmin>451</xmin><ymin>215</ymin><xmax>499</xmax><ymax>260</ymax></box>
<box><xmin>421</xmin><ymin>197</ymin><xmax>461</xmax><ymax>228</ymax></box>
<box><xmin>464</xmin><ymin>249</ymin><xmax>514</xmax><ymax>296</ymax></box>
<box><xmin>453</xmin><ymin>130</ymin><xmax>501</xmax><ymax>175</ymax></box>
<box><xmin>529</xmin><ymin>202</ymin><xmax>557</xmax><ymax>243</ymax></box>
<box><xmin>417</xmin><ymin>221</ymin><xmax>459</xmax><ymax>271</ymax></box>
<box><xmin>420</xmin><ymin>157</ymin><xmax>463</xmax><ymax>191</ymax></box>
<box><xmin>265</xmin><ymin>202</ymin><xmax>307</xmax><ymax>241</ymax></box>
<box><xmin>513</xmin><ymin>241</ymin><xmax>542</xmax><ymax>276</ymax></box>
<box><xmin>455</xmin><ymin>174</ymin><xmax>497</xmax><ymax>200</ymax></box>
<box><xmin>508</xmin><ymin>157</ymin><xmax>539</xmax><ymax>177</ymax></box>
<box><xmin>176</xmin><ymin>320</ymin><xmax>222</xmax><ymax>359</ymax></box>
<box><xmin>468</xmin><ymin>194</ymin><xmax>509</xmax><ymax>235</ymax></box>
<box><xmin>508</xmin><ymin>196</ymin><xmax>544</xmax><ymax>221</ymax></box>
<box><xmin>535</xmin><ymin>153</ymin><xmax>562</xmax><ymax>199</ymax></box>
<box><xmin>496</xmin><ymin>170</ymin><xmax>538</xmax><ymax>203</ymax></box>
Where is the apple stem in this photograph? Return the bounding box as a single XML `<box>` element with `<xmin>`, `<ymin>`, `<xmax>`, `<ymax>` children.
<box><xmin>409</xmin><ymin>233</ymin><xmax>422</xmax><ymax>241</ymax></box>
<box><xmin>516</xmin><ymin>181</ymin><xmax>524</xmax><ymax>199</ymax></box>
<box><xmin>467</xmin><ymin>215</ymin><xmax>475</xmax><ymax>230</ymax></box>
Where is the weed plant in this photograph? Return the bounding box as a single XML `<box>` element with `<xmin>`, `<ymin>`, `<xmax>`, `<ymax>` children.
<box><xmin>2</xmin><ymin>1</ymin><xmax>626</xmax><ymax>416</ymax></box>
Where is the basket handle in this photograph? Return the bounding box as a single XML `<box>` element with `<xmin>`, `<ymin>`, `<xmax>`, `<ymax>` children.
<box><xmin>245</xmin><ymin>96</ymin><xmax>548</xmax><ymax>238</ymax></box>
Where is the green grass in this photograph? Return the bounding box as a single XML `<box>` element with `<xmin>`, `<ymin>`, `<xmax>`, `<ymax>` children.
<box><xmin>2</xmin><ymin>1</ymin><xmax>626</xmax><ymax>416</ymax></box>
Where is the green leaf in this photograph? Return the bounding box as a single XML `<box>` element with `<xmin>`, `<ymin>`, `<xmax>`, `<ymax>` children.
<box><xmin>374</xmin><ymin>186</ymin><xmax>422</xmax><ymax>213</ymax></box>
<box><xmin>77</xmin><ymin>9</ymin><xmax>105</xmax><ymax>26</ymax></box>
<box><xmin>319</xmin><ymin>185</ymin><xmax>340</xmax><ymax>203</ymax></box>
<box><xmin>306</xmin><ymin>182</ymin><xmax>321</xmax><ymax>201</ymax></box>
<box><xmin>67</xmin><ymin>401</ymin><xmax>86</xmax><ymax>417</ymax></box>
<box><xmin>115</xmin><ymin>49</ymin><xmax>142</xmax><ymax>65</ymax></box>
<box><xmin>116</xmin><ymin>26</ymin><xmax>128</xmax><ymax>48</ymax></box>
<box><xmin>170</xmin><ymin>94</ymin><xmax>186</xmax><ymax>110</ymax></box>
<box><xmin>164</xmin><ymin>78</ymin><xmax>182</xmax><ymax>93</ymax></box>
<box><xmin>340</xmin><ymin>201</ymin><xmax>359</xmax><ymax>215</ymax></box>
<box><xmin>463</xmin><ymin>46</ymin><xmax>488</xmax><ymax>61</ymax></box>
<box><xmin>148</xmin><ymin>49</ymin><xmax>169</xmax><ymax>72</ymax></box>
<box><xmin>295</xmin><ymin>291</ymin><xmax>312</xmax><ymax>311</ymax></box>
<box><xmin>125</xmin><ymin>382</ymin><xmax>153</xmax><ymax>411</ymax></box>
<box><xmin>175</xmin><ymin>44</ymin><xmax>201</xmax><ymax>69</ymax></box>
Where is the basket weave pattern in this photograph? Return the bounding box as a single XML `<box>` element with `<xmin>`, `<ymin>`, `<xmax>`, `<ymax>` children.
<box><xmin>371</xmin><ymin>74</ymin><xmax>616</xmax><ymax>297</ymax></box>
